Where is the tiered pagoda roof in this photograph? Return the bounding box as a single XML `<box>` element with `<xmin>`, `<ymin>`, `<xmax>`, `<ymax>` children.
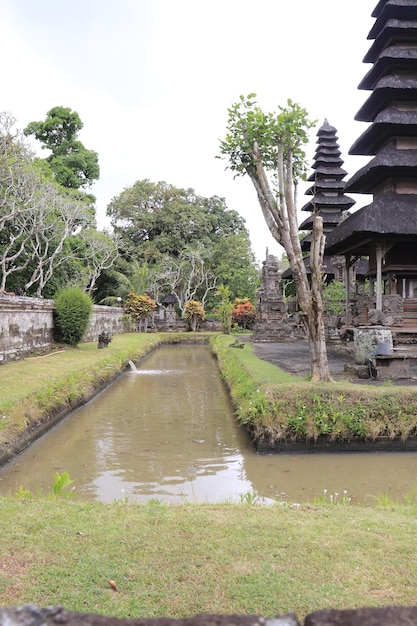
<box><xmin>299</xmin><ymin>119</ymin><xmax>355</xmax><ymax>250</ymax></box>
<box><xmin>326</xmin><ymin>0</ymin><xmax>417</xmax><ymax>256</ymax></box>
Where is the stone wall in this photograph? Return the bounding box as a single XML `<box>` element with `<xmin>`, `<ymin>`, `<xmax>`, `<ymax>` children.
<box><xmin>0</xmin><ymin>296</ymin><xmax>222</xmax><ymax>363</ymax></box>
<box><xmin>0</xmin><ymin>295</ymin><xmax>55</xmax><ymax>363</ymax></box>
<box><xmin>344</xmin><ymin>294</ymin><xmax>403</xmax><ymax>327</ymax></box>
<box><xmin>2</xmin><ymin>605</ymin><xmax>417</xmax><ymax>626</ymax></box>
<box><xmin>84</xmin><ymin>305</ymin><xmax>126</xmax><ymax>341</ymax></box>
<box><xmin>0</xmin><ymin>295</ymin><xmax>125</xmax><ymax>363</ymax></box>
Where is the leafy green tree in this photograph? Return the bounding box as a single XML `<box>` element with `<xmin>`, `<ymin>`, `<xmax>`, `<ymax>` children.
<box><xmin>212</xmin><ymin>233</ymin><xmax>259</xmax><ymax>303</ymax></box>
<box><xmin>106</xmin><ymin>179</ymin><xmax>259</xmax><ymax>307</ymax></box>
<box><xmin>0</xmin><ymin>112</ymin><xmax>96</xmax><ymax>296</ymax></box>
<box><xmin>107</xmin><ymin>179</ymin><xmax>247</xmax><ymax>262</ymax></box>
<box><xmin>219</xmin><ymin>94</ymin><xmax>331</xmax><ymax>381</ymax></box>
<box><xmin>323</xmin><ymin>280</ymin><xmax>347</xmax><ymax>316</ymax></box>
<box><xmin>24</xmin><ymin>106</ymin><xmax>99</xmax><ymax>196</ymax></box>
<box><xmin>46</xmin><ymin>230</ymin><xmax>118</xmax><ymax>299</ymax></box>
<box><xmin>150</xmin><ymin>249</ymin><xmax>217</xmax><ymax>315</ymax></box>
<box><xmin>97</xmin><ymin>259</ymin><xmax>152</xmax><ymax>306</ymax></box>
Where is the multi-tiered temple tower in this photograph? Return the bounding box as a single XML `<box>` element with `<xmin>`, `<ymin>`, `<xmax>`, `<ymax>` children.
<box><xmin>300</xmin><ymin>119</ymin><xmax>355</xmax><ymax>252</ymax></box>
<box><xmin>326</xmin><ymin>0</ymin><xmax>417</xmax><ymax>320</ymax></box>
<box><xmin>299</xmin><ymin>120</ymin><xmax>358</xmax><ymax>288</ymax></box>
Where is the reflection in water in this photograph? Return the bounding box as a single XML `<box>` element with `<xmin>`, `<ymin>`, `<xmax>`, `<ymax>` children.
<box><xmin>0</xmin><ymin>344</ymin><xmax>417</xmax><ymax>504</ymax></box>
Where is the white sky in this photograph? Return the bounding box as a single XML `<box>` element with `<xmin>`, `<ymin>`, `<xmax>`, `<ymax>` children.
<box><xmin>1</xmin><ymin>0</ymin><xmax>377</xmax><ymax>262</ymax></box>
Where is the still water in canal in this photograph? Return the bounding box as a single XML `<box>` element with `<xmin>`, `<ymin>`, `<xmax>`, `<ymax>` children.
<box><xmin>1</xmin><ymin>344</ymin><xmax>417</xmax><ymax>504</ymax></box>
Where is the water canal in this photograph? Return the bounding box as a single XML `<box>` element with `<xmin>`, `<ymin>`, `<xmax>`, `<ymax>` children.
<box><xmin>0</xmin><ymin>344</ymin><xmax>417</xmax><ymax>504</ymax></box>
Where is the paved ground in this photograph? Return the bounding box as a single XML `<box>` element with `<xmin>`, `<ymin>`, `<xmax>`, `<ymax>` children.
<box><xmin>246</xmin><ymin>337</ymin><xmax>417</xmax><ymax>386</ymax></box>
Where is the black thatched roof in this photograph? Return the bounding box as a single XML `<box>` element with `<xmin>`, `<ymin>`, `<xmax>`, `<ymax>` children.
<box><xmin>299</xmin><ymin>211</ymin><xmax>347</xmax><ymax>230</ymax></box>
<box><xmin>312</xmin><ymin>154</ymin><xmax>343</xmax><ymax>167</ymax></box>
<box><xmin>299</xmin><ymin>120</ymin><xmax>355</xmax><ymax>252</ymax></box>
<box><xmin>359</xmin><ymin>46</ymin><xmax>417</xmax><ymax>90</ymax></box>
<box><xmin>350</xmin><ymin>107</ymin><xmax>417</xmax><ymax>155</ymax></box>
<box><xmin>314</xmin><ymin>147</ymin><xmax>342</xmax><ymax>158</ymax></box>
<box><xmin>162</xmin><ymin>293</ymin><xmax>178</xmax><ymax>305</ymax></box>
<box><xmin>371</xmin><ymin>1</ymin><xmax>417</xmax><ymax>27</ymax></box>
<box><xmin>307</xmin><ymin>165</ymin><xmax>347</xmax><ymax>181</ymax></box>
<box><xmin>328</xmin><ymin>0</ymin><xmax>417</xmax><ymax>263</ymax></box>
<box><xmin>325</xmin><ymin>192</ymin><xmax>417</xmax><ymax>256</ymax></box>
<box><xmin>281</xmin><ymin>255</ymin><xmax>369</xmax><ymax>280</ymax></box>
<box><xmin>345</xmin><ymin>142</ymin><xmax>417</xmax><ymax>192</ymax></box>
<box><xmin>355</xmin><ymin>74</ymin><xmax>417</xmax><ymax>121</ymax></box>
<box><xmin>305</xmin><ymin>180</ymin><xmax>347</xmax><ymax>195</ymax></box>
<box><xmin>301</xmin><ymin>195</ymin><xmax>355</xmax><ymax>213</ymax></box>
<box><xmin>364</xmin><ymin>19</ymin><xmax>417</xmax><ymax>64</ymax></box>
<box><xmin>314</xmin><ymin>139</ymin><xmax>340</xmax><ymax>149</ymax></box>
<box><xmin>317</xmin><ymin>120</ymin><xmax>338</xmax><ymax>136</ymax></box>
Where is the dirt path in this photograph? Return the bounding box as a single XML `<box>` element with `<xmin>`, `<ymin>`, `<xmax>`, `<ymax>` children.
<box><xmin>248</xmin><ymin>338</ymin><xmax>417</xmax><ymax>386</ymax></box>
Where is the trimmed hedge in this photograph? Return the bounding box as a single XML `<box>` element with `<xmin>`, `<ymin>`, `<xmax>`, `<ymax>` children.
<box><xmin>54</xmin><ymin>287</ymin><xmax>93</xmax><ymax>346</ymax></box>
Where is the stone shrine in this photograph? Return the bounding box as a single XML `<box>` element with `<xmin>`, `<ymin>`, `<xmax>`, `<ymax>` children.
<box><xmin>252</xmin><ymin>253</ymin><xmax>294</xmax><ymax>342</ymax></box>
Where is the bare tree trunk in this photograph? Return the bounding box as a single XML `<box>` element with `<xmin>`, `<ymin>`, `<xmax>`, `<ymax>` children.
<box><xmin>306</xmin><ymin>213</ymin><xmax>332</xmax><ymax>381</ymax></box>
<box><xmin>249</xmin><ymin>143</ymin><xmax>332</xmax><ymax>381</ymax></box>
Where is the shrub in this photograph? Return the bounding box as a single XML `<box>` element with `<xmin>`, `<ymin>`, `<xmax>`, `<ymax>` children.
<box><xmin>232</xmin><ymin>298</ymin><xmax>256</xmax><ymax>330</ymax></box>
<box><xmin>216</xmin><ymin>285</ymin><xmax>233</xmax><ymax>334</ymax></box>
<box><xmin>124</xmin><ymin>293</ymin><xmax>156</xmax><ymax>322</ymax></box>
<box><xmin>54</xmin><ymin>287</ymin><xmax>93</xmax><ymax>346</ymax></box>
<box><xmin>323</xmin><ymin>280</ymin><xmax>347</xmax><ymax>316</ymax></box>
<box><xmin>184</xmin><ymin>300</ymin><xmax>205</xmax><ymax>331</ymax></box>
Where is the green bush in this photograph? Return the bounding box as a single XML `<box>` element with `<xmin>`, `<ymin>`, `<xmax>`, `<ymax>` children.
<box><xmin>54</xmin><ymin>287</ymin><xmax>93</xmax><ymax>346</ymax></box>
<box><xmin>323</xmin><ymin>280</ymin><xmax>347</xmax><ymax>315</ymax></box>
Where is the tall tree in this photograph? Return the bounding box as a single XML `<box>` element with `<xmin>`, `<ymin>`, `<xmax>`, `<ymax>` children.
<box><xmin>107</xmin><ymin>179</ymin><xmax>247</xmax><ymax>262</ymax></box>
<box><xmin>24</xmin><ymin>106</ymin><xmax>99</xmax><ymax>200</ymax></box>
<box><xmin>212</xmin><ymin>233</ymin><xmax>259</xmax><ymax>303</ymax></box>
<box><xmin>106</xmin><ymin>179</ymin><xmax>258</xmax><ymax>306</ymax></box>
<box><xmin>0</xmin><ymin>112</ymin><xmax>108</xmax><ymax>297</ymax></box>
<box><xmin>150</xmin><ymin>249</ymin><xmax>217</xmax><ymax>315</ymax></box>
<box><xmin>219</xmin><ymin>95</ymin><xmax>331</xmax><ymax>381</ymax></box>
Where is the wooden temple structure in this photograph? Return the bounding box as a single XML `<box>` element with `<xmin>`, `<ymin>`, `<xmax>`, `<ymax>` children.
<box><xmin>326</xmin><ymin>0</ymin><xmax>417</xmax><ymax>327</ymax></box>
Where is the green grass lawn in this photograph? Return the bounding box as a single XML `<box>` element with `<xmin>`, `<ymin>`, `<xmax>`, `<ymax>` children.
<box><xmin>0</xmin><ymin>333</ymin><xmax>163</xmax><ymax>405</ymax></box>
<box><xmin>1</xmin><ymin>498</ymin><xmax>416</xmax><ymax>619</ymax></box>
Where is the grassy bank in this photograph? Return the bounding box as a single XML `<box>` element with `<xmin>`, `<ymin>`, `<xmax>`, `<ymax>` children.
<box><xmin>211</xmin><ymin>335</ymin><xmax>417</xmax><ymax>447</ymax></box>
<box><xmin>1</xmin><ymin>498</ymin><xmax>417</xmax><ymax>618</ymax></box>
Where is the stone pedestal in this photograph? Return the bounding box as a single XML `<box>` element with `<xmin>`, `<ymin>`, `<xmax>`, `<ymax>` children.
<box><xmin>354</xmin><ymin>326</ymin><xmax>393</xmax><ymax>365</ymax></box>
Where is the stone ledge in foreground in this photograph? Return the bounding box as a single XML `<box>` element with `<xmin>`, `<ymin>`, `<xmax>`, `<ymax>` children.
<box><xmin>2</xmin><ymin>605</ymin><xmax>417</xmax><ymax>626</ymax></box>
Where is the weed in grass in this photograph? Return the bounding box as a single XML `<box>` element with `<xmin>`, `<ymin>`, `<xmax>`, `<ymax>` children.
<box><xmin>15</xmin><ymin>485</ymin><xmax>34</xmax><ymax>499</ymax></box>
<box><xmin>15</xmin><ymin>473</ymin><xmax>75</xmax><ymax>499</ymax></box>
<box><xmin>374</xmin><ymin>490</ymin><xmax>395</xmax><ymax>506</ymax></box>
<box><xmin>51</xmin><ymin>471</ymin><xmax>76</xmax><ymax>498</ymax></box>
<box><xmin>147</xmin><ymin>498</ymin><xmax>165</xmax><ymax>506</ymax></box>
<box><xmin>403</xmin><ymin>486</ymin><xmax>417</xmax><ymax>505</ymax></box>
<box><xmin>239</xmin><ymin>491</ymin><xmax>260</xmax><ymax>505</ymax></box>
<box><xmin>313</xmin><ymin>489</ymin><xmax>351</xmax><ymax>506</ymax></box>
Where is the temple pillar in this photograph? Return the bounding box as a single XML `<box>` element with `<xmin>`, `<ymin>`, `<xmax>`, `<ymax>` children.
<box><xmin>376</xmin><ymin>243</ymin><xmax>383</xmax><ymax>311</ymax></box>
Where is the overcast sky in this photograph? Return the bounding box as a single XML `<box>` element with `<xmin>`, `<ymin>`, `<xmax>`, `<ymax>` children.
<box><xmin>1</xmin><ymin>0</ymin><xmax>377</xmax><ymax>262</ymax></box>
